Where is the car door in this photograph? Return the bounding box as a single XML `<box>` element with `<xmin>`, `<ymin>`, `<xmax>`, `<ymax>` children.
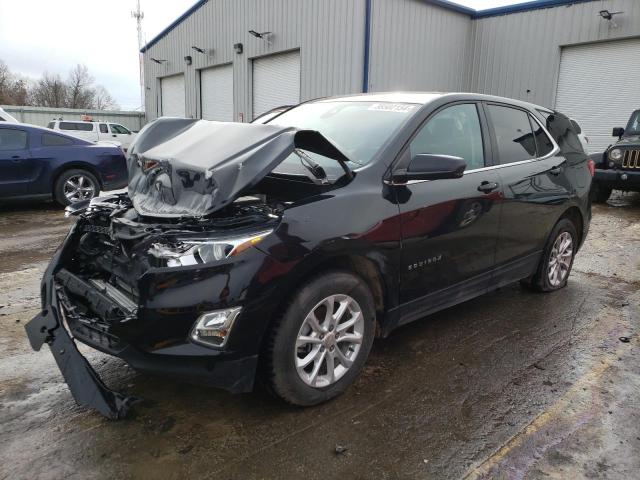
<box><xmin>98</xmin><ymin>123</ymin><xmax>109</xmax><ymax>142</ymax></box>
<box><xmin>24</xmin><ymin>132</ymin><xmax>77</xmax><ymax>195</ymax></box>
<box><xmin>484</xmin><ymin>103</ymin><xmax>571</xmax><ymax>286</ymax></box>
<box><xmin>109</xmin><ymin>124</ymin><xmax>133</xmax><ymax>149</ymax></box>
<box><xmin>0</xmin><ymin>126</ymin><xmax>30</xmax><ymax>197</ymax></box>
<box><xmin>393</xmin><ymin>102</ymin><xmax>502</xmax><ymax>324</ymax></box>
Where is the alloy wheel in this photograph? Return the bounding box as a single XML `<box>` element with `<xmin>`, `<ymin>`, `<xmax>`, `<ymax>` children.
<box><xmin>64</xmin><ymin>175</ymin><xmax>96</xmax><ymax>203</ymax></box>
<box><xmin>548</xmin><ymin>231</ymin><xmax>573</xmax><ymax>287</ymax></box>
<box><xmin>294</xmin><ymin>294</ymin><xmax>364</xmax><ymax>388</ymax></box>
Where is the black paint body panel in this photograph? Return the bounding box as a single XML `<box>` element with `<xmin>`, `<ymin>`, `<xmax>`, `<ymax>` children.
<box><xmin>26</xmin><ymin>93</ymin><xmax>592</xmax><ymax>418</ymax></box>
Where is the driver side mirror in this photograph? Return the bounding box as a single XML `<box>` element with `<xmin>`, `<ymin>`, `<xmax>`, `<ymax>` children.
<box><xmin>393</xmin><ymin>154</ymin><xmax>466</xmax><ymax>183</ymax></box>
<box><xmin>612</xmin><ymin>127</ymin><xmax>624</xmax><ymax>138</ymax></box>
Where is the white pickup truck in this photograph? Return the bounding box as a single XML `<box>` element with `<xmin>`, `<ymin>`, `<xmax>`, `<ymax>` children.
<box><xmin>0</xmin><ymin>107</ymin><xmax>19</xmax><ymax>123</ymax></box>
<box><xmin>47</xmin><ymin>119</ymin><xmax>137</xmax><ymax>150</ymax></box>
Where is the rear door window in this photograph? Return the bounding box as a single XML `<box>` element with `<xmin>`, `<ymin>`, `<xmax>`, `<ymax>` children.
<box><xmin>99</xmin><ymin>123</ymin><xmax>108</xmax><ymax>133</ymax></box>
<box><xmin>487</xmin><ymin>105</ymin><xmax>537</xmax><ymax>164</ymax></box>
<box><xmin>0</xmin><ymin>129</ymin><xmax>28</xmax><ymax>150</ymax></box>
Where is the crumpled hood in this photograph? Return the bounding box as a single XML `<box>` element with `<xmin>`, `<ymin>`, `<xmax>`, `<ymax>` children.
<box><xmin>126</xmin><ymin>117</ymin><xmax>351</xmax><ymax>218</ymax></box>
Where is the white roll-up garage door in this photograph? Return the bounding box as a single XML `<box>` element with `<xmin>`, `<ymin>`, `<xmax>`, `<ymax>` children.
<box><xmin>555</xmin><ymin>38</ymin><xmax>640</xmax><ymax>153</ymax></box>
<box><xmin>252</xmin><ymin>50</ymin><xmax>300</xmax><ymax>119</ymax></box>
<box><xmin>160</xmin><ymin>74</ymin><xmax>185</xmax><ymax>117</ymax></box>
<box><xmin>201</xmin><ymin>64</ymin><xmax>233</xmax><ymax>121</ymax></box>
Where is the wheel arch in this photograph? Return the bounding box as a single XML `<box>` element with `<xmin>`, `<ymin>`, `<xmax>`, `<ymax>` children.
<box><xmin>300</xmin><ymin>254</ymin><xmax>388</xmax><ymax>323</ymax></box>
<box><xmin>558</xmin><ymin>206</ymin><xmax>584</xmax><ymax>248</ymax></box>
<box><xmin>260</xmin><ymin>251</ymin><xmax>392</xmax><ymax>359</ymax></box>
<box><xmin>51</xmin><ymin>162</ymin><xmax>104</xmax><ymax>192</ymax></box>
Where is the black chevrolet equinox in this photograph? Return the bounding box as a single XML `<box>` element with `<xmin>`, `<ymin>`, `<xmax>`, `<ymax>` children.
<box><xmin>26</xmin><ymin>93</ymin><xmax>592</xmax><ymax>418</ymax></box>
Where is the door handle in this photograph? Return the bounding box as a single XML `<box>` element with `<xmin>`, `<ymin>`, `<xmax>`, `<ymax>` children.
<box><xmin>112</xmin><ymin>134</ymin><xmax>117</xmax><ymax>137</ymax></box>
<box><xmin>11</xmin><ymin>155</ymin><xmax>21</xmax><ymax>162</ymax></box>
<box><xmin>477</xmin><ymin>181</ymin><xmax>499</xmax><ymax>193</ymax></box>
<box><xmin>549</xmin><ymin>166</ymin><xmax>563</xmax><ymax>176</ymax></box>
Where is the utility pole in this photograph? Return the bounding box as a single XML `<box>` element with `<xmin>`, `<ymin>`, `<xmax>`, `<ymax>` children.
<box><xmin>132</xmin><ymin>0</ymin><xmax>145</xmax><ymax>112</ymax></box>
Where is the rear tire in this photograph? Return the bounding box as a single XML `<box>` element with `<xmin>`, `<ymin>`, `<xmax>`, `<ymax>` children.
<box><xmin>263</xmin><ymin>271</ymin><xmax>376</xmax><ymax>406</ymax></box>
<box><xmin>527</xmin><ymin>218</ymin><xmax>578</xmax><ymax>292</ymax></box>
<box><xmin>54</xmin><ymin>169</ymin><xmax>99</xmax><ymax>206</ymax></box>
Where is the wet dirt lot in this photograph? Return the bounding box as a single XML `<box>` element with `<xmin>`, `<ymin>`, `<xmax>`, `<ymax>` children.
<box><xmin>1</xmin><ymin>194</ymin><xmax>638</xmax><ymax>480</ymax></box>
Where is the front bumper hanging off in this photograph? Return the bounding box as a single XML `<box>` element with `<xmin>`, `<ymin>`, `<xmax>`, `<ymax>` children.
<box><xmin>24</xmin><ymin>232</ymin><xmax>137</xmax><ymax>420</ymax></box>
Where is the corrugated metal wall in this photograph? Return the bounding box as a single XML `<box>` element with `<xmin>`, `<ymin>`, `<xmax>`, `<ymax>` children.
<box><xmin>468</xmin><ymin>0</ymin><xmax>640</xmax><ymax>108</ymax></box>
<box><xmin>143</xmin><ymin>0</ymin><xmax>366</xmax><ymax>122</ymax></box>
<box><xmin>143</xmin><ymin>0</ymin><xmax>640</xmax><ymax>120</ymax></box>
<box><xmin>368</xmin><ymin>0</ymin><xmax>472</xmax><ymax>92</ymax></box>
<box><xmin>1</xmin><ymin>105</ymin><xmax>145</xmax><ymax>131</ymax></box>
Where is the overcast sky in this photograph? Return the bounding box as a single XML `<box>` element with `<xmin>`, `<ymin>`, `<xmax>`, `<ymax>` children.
<box><xmin>0</xmin><ymin>0</ymin><xmax>522</xmax><ymax>110</ymax></box>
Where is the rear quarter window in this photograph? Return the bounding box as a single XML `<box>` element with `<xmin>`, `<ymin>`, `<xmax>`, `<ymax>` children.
<box><xmin>42</xmin><ymin>133</ymin><xmax>75</xmax><ymax>146</ymax></box>
<box><xmin>529</xmin><ymin>115</ymin><xmax>554</xmax><ymax>157</ymax></box>
<box><xmin>541</xmin><ymin>111</ymin><xmax>584</xmax><ymax>159</ymax></box>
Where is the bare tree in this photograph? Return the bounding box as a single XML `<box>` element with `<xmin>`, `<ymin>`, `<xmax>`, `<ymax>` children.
<box><xmin>0</xmin><ymin>60</ymin><xmax>31</xmax><ymax>105</ymax></box>
<box><xmin>92</xmin><ymin>85</ymin><xmax>119</xmax><ymax>110</ymax></box>
<box><xmin>67</xmin><ymin>64</ymin><xmax>94</xmax><ymax>109</ymax></box>
<box><xmin>0</xmin><ymin>61</ymin><xmax>10</xmax><ymax>102</ymax></box>
<box><xmin>31</xmin><ymin>72</ymin><xmax>68</xmax><ymax>108</ymax></box>
<box><xmin>0</xmin><ymin>60</ymin><xmax>120</xmax><ymax>110</ymax></box>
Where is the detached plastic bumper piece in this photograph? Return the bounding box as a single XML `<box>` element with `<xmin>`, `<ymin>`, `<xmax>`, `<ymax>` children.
<box><xmin>24</xmin><ymin>244</ymin><xmax>136</xmax><ymax>420</ymax></box>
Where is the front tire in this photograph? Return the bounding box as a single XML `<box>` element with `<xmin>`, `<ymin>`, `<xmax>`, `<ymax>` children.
<box><xmin>527</xmin><ymin>218</ymin><xmax>578</xmax><ymax>292</ymax></box>
<box><xmin>263</xmin><ymin>271</ymin><xmax>376</xmax><ymax>406</ymax></box>
<box><xmin>54</xmin><ymin>169</ymin><xmax>99</xmax><ymax>206</ymax></box>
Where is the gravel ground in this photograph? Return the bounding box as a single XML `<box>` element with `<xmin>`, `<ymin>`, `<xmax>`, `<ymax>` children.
<box><xmin>0</xmin><ymin>193</ymin><xmax>638</xmax><ymax>479</ymax></box>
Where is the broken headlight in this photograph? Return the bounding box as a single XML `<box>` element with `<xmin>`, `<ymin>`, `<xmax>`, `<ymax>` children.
<box><xmin>149</xmin><ymin>230</ymin><xmax>272</xmax><ymax>267</ymax></box>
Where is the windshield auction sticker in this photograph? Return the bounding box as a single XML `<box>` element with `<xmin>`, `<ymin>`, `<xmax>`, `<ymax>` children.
<box><xmin>368</xmin><ymin>103</ymin><xmax>417</xmax><ymax>113</ymax></box>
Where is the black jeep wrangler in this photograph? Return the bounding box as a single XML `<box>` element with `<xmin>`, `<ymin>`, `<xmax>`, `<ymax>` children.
<box><xmin>592</xmin><ymin>109</ymin><xmax>640</xmax><ymax>202</ymax></box>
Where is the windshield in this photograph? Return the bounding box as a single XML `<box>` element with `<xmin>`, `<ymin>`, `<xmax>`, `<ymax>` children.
<box><xmin>625</xmin><ymin>110</ymin><xmax>640</xmax><ymax>136</ymax></box>
<box><xmin>267</xmin><ymin>101</ymin><xmax>418</xmax><ymax>177</ymax></box>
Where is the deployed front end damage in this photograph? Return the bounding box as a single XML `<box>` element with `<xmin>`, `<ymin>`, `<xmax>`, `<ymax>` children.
<box><xmin>25</xmin><ymin>119</ymin><xmax>353</xmax><ymax>419</ymax></box>
<box><xmin>25</xmin><ymin>226</ymin><xmax>137</xmax><ymax>420</ymax></box>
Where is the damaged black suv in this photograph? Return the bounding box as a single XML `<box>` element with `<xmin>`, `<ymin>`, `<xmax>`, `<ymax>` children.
<box><xmin>26</xmin><ymin>93</ymin><xmax>592</xmax><ymax>418</ymax></box>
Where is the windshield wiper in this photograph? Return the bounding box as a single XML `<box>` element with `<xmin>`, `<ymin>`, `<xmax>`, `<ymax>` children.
<box><xmin>294</xmin><ymin>149</ymin><xmax>330</xmax><ymax>185</ymax></box>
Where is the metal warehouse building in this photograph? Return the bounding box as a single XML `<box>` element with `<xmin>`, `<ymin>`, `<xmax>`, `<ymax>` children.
<box><xmin>141</xmin><ymin>0</ymin><xmax>640</xmax><ymax>153</ymax></box>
